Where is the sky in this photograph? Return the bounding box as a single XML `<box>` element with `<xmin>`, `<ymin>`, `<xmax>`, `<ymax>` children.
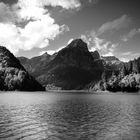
<box><xmin>0</xmin><ymin>0</ymin><xmax>140</xmax><ymax>62</ymax></box>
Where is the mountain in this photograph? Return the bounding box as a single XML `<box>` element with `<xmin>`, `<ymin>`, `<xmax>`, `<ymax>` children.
<box><xmin>19</xmin><ymin>39</ymin><xmax>104</xmax><ymax>90</ymax></box>
<box><xmin>0</xmin><ymin>46</ymin><xmax>45</xmax><ymax>91</ymax></box>
<box><xmin>91</xmin><ymin>57</ymin><xmax>140</xmax><ymax>92</ymax></box>
<box><xmin>18</xmin><ymin>39</ymin><xmax>140</xmax><ymax>92</ymax></box>
<box><xmin>102</xmin><ymin>56</ymin><xmax>123</xmax><ymax>71</ymax></box>
<box><xmin>18</xmin><ymin>52</ymin><xmax>52</xmax><ymax>74</ymax></box>
<box><xmin>91</xmin><ymin>50</ymin><xmax>100</xmax><ymax>60</ymax></box>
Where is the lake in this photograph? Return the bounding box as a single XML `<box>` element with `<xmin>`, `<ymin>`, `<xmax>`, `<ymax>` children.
<box><xmin>0</xmin><ymin>92</ymin><xmax>140</xmax><ymax>140</ymax></box>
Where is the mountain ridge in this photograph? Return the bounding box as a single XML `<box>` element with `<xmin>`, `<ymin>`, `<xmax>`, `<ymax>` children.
<box><xmin>18</xmin><ymin>39</ymin><xmax>140</xmax><ymax>92</ymax></box>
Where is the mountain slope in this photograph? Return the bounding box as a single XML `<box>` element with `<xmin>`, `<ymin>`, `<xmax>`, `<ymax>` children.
<box><xmin>18</xmin><ymin>39</ymin><xmax>140</xmax><ymax>92</ymax></box>
<box><xmin>0</xmin><ymin>46</ymin><xmax>45</xmax><ymax>91</ymax></box>
<box><xmin>19</xmin><ymin>39</ymin><xmax>104</xmax><ymax>90</ymax></box>
<box><xmin>102</xmin><ymin>56</ymin><xmax>123</xmax><ymax>71</ymax></box>
<box><xmin>39</xmin><ymin>39</ymin><xmax>104</xmax><ymax>89</ymax></box>
<box><xmin>91</xmin><ymin>57</ymin><xmax>140</xmax><ymax>92</ymax></box>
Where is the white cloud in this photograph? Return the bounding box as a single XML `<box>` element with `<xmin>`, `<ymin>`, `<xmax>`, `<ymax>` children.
<box><xmin>121</xmin><ymin>51</ymin><xmax>132</xmax><ymax>56</ymax></box>
<box><xmin>67</xmin><ymin>38</ymin><xmax>74</xmax><ymax>45</ymax></box>
<box><xmin>39</xmin><ymin>45</ymin><xmax>66</xmax><ymax>56</ymax></box>
<box><xmin>98</xmin><ymin>15</ymin><xmax>132</xmax><ymax>35</ymax></box>
<box><xmin>120</xmin><ymin>57</ymin><xmax>129</xmax><ymax>62</ymax></box>
<box><xmin>0</xmin><ymin>23</ymin><xmax>21</xmax><ymax>54</ymax></box>
<box><xmin>122</xmin><ymin>28</ymin><xmax>140</xmax><ymax>42</ymax></box>
<box><xmin>39</xmin><ymin>50</ymin><xmax>56</xmax><ymax>55</ymax></box>
<box><xmin>94</xmin><ymin>37</ymin><xmax>105</xmax><ymax>50</ymax></box>
<box><xmin>102</xmin><ymin>52</ymin><xmax>114</xmax><ymax>57</ymax></box>
<box><xmin>39</xmin><ymin>51</ymin><xmax>46</xmax><ymax>56</ymax></box>
<box><xmin>0</xmin><ymin>15</ymin><xmax>67</xmax><ymax>54</ymax></box>
<box><xmin>18</xmin><ymin>0</ymin><xmax>81</xmax><ymax>11</ymax></box>
<box><xmin>93</xmin><ymin>37</ymin><xmax>118</xmax><ymax>56</ymax></box>
<box><xmin>47</xmin><ymin>45</ymin><xmax>65</xmax><ymax>55</ymax></box>
<box><xmin>0</xmin><ymin>0</ymin><xmax>70</xmax><ymax>55</ymax></box>
<box><xmin>120</xmin><ymin>52</ymin><xmax>140</xmax><ymax>62</ymax></box>
<box><xmin>80</xmin><ymin>33</ymin><xmax>118</xmax><ymax>56</ymax></box>
<box><xmin>80</xmin><ymin>34</ymin><xmax>91</xmax><ymax>45</ymax></box>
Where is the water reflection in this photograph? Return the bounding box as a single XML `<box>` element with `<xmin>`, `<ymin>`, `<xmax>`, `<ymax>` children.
<box><xmin>0</xmin><ymin>93</ymin><xmax>140</xmax><ymax>140</ymax></box>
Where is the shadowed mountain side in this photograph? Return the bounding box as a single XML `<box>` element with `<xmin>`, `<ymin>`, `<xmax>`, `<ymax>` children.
<box><xmin>0</xmin><ymin>46</ymin><xmax>45</xmax><ymax>91</ymax></box>
<box><xmin>19</xmin><ymin>39</ymin><xmax>104</xmax><ymax>90</ymax></box>
<box><xmin>90</xmin><ymin>57</ymin><xmax>140</xmax><ymax>92</ymax></box>
<box><xmin>18</xmin><ymin>39</ymin><xmax>140</xmax><ymax>92</ymax></box>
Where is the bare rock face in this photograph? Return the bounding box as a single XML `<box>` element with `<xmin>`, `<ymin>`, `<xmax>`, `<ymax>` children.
<box><xmin>91</xmin><ymin>50</ymin><xmax>100</xmax><ymax>60</ymax></box>
<box><xmin>52</xmin><ymin>39</ymin><xmax>96</xmax><ymax>70</ymax></box>
<box><xmin>0</xmin><ymin>46</ymin><xmax>45</xmax><ymax>91</ymax></box>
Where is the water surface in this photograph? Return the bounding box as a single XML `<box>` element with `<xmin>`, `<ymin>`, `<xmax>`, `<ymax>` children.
<box><xmin>0</xmin><ymin>92</ymin><xmax>140</xmax><ymax>140</ymax></box>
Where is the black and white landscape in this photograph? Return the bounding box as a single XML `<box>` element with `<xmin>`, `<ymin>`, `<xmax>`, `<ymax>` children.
<box><xmin>0</xmin><ymin>0</ymin><xmax>140</xmax><ymax>139</ymax></box>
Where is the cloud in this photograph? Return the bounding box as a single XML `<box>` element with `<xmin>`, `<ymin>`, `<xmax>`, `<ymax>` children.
<box><xmin>18</xmin><ymin>0</ymin><xmax>81</xmax><ymax>11</ymax></box>
<box><xmin>0</xmin><ymin>2</ymin><xmax>17</xmax><ymax>23</ymax></box>
<box><xmin>120</xmin><ymin>57</ymin><xmax>129</xmax><ymax>62</ymax></box>
<box><xmin>80</xmin><ymin>34</ymin><xmax>118</xmax><ymax>56</ymax></box>
<box><xmin>102</xmin><ymin>52</ymin><xmax>114</xmax><ymax>57</ymax></box>
<box><xmin>39</xmin><ymin>51</ymin><xmax>47</xmax><ymax>56</ymax></box>
<box><xmin>79</xmin><ymin>15</ymin><xmax>131</xmax><ymax>56</ymax></box>
<box><xmin>93</xmin><ymin>37</ymin><xmax>118</xmax><ymax>56</ymax></box>
<box><xmin>121</xmin><ymin>51</ymin><xmax>132</xmax><ymax>56</ymax></box>
<box><xmin>0</xmin><ymin>15</ymin><xmax>67</xmax><ymax>54</ymax></box>
<box><xmin>0</xmin><ymin>0</ymin><xmax>70</xmax><ymax>55</ymax></box>
<box><xmin>39</xmin><ymin>45</ymin><xmax>65</xmax><ymax>56</ymax></box>
<box><xmin>120</xmin><ymin>52</ymin><xmax>140</xmax><ymax>62</ymax></box>
<box><xmin>122</xmin><ymin>28</ymin><xmax>140</xmax><ymax>42</ymax></box>
<box><xmin>67</xmin><ymin>38</ymin><xmax>74</xmax><ymax>45</ymax></box>
<box><xmin>80</xmin><ymin>34</ymin><xmax>91</xmax><ymax>45</ymax></box>
<box><xmin>0</xmin><ymin>0</ymin><xmax>97</xmax><ymax>56</ymax></box>
<box><xmin>98</xmin><ymin>15</ymin><xmax>132</xmax><ymax>35</ymax></box>
<box><xmin>40</xmin><ymin>50</ymin><xmax>56</xmax><ymax>55</ymax></box>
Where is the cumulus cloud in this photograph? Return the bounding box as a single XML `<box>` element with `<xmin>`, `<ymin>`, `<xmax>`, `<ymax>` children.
<box><xmin>18</xmin><ymin>0</ymin><xmax>81</xmax><ymax>11</ymax></box>
<box><xmin>98</xmin><ymin>15</ymin><xmax>132</xmax><ymax>35</ymax></box>
<box><xmin>122</xmin><ymin>28</ymin><xmax>140</xmax><ymax>42</ymax></box>
<box><xmin>0</xmin><ymin>14</ymin><xmax>68</xmax><ymax>54</ymax></box>
<box><xmin>80</xmin><ymin>34</ymin><xmax>118</xmax><ymax>56</ymax></box>
<box><xmin>0</xmin><ymin>0</ymin><xmax>71</xmax><ymax>55</ymax></box>
<box><xmin>80</xmin><ymin>34</ymin><xmax>92</xmax><ymax>45</ymax></box>
<box><xmin>93</xmin><ymin>37</ymin><xmax>118</xmax><ymax>56</ymax></box>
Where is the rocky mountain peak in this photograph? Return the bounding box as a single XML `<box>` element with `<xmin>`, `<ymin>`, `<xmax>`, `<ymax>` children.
<box><xmin>102</xmin><ymin>56</ymin><xmax>120</xmax><ymax>62</ymax></box>
<box><xmin>67</xmin><ymin>39</ymin><xmax>88</xmax><ymax>52</ymax></box>
<box><xmin>91</xmin><ymin>50</ymin><xmax>100</xmax><ymax>60</ymax></box>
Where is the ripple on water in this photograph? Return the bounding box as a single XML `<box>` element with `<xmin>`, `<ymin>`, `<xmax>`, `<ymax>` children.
<box><xmin>0</xmin><ymin>93</ymin><xmax>140</xmax><ymax>140</ymax></box>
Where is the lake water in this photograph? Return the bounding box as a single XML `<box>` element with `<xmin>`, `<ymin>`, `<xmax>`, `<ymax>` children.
<box><xmin>0</xmin><ymin>92</ymin><xmax>140</xmax><ymax>140</ymax></box>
